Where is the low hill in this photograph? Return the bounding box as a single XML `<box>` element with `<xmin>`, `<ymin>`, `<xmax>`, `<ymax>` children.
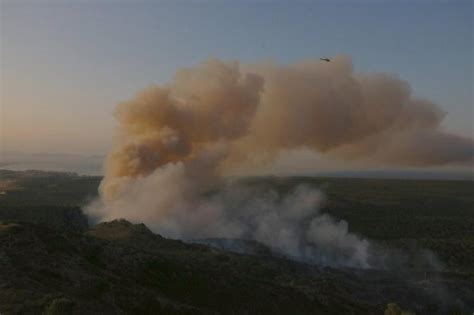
<box><xmin>1</xmin><ymin>220</ymin><xmax>472</xmax><ymax>314</ymax></box>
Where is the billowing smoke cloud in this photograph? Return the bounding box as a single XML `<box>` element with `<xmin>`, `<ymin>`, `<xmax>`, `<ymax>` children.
<box><xmin>103</xmin><ymin>59</ymin><xmax>262</xmax><ymax>190</ymax></box>
<box><xmin>87</xmin><ymin>55</ymin><xmax>473</xmax><ymax>268</ymax></box>
<box><xmin>225</xmin><ymin>56</ymin><xmax>472</xmax><ymax>169</ymax></box>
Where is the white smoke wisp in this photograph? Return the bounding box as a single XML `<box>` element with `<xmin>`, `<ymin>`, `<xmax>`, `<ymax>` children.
<box><xmin>88</xmin><ymin>176</ymin><xmax>370</xmax><ymax>268</ymax></box>
<box><xmin>86</xmin><ymin>55</ymin><xmax>473</xmax><ymax>269</ymax></box>
<box><xmin>214</xmin><ymin>184</ymin><xmax>370</xmax><ymax>268</ymax></box>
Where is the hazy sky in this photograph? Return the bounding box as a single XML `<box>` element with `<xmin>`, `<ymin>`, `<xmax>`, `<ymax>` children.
<box><xmin>1</xmin><ymin>0</ymin><xmax>473</xmax><ymax>156</ymax></box>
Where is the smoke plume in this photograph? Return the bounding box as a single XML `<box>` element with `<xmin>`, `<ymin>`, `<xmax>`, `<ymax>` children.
<box><xmin>87</xmin><ymin>55</ymin><xmax>473</xmax><ymax>268</ymax></box>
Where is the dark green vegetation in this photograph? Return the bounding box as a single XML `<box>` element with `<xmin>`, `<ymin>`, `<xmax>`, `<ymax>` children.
<box><xmin>237</xmin><ymin>176</ymin><xmax>474</xmax><ymax>272</ymax></box>
<box><xmin>0</xmin><ymin>170</ymin><xmax>98</xmax><ymax>232</ymax></box>
<box><xmin>0</xmin><ymin>170</ymin><xmax>473</xmax><ymax>314</ymax></box>
<box><xmin>1</xmin><ymin>220</ymin><xmax>473</xmax><ymax>314</ymax></box>
<box><xmin>0</xmin><ymin>169</ymin><xmax>100</xmax><ymax>208</ymax></box>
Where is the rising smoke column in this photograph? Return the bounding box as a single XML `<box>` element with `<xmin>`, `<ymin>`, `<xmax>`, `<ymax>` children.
<box><xmin>87</xmin><ymin>55</ymin><xmax>473</xmax><ymax>268</ymax></box>
<box><xmin>101</xmin><ymin>59</ymin><xmax>263</xmax><ymax>200</ymax></box>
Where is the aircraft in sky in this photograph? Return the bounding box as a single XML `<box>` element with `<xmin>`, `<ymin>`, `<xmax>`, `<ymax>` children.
<box><xmin>320</xmin><ymin>58</ymin><xmax>331</xmax><ymax>62</ymax></box>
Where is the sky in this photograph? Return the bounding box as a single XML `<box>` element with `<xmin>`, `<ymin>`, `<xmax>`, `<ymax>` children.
<box><xmin>1</xmin><ymin>0</ymin><xmax>473</xmax><ymax>157</ymax></box>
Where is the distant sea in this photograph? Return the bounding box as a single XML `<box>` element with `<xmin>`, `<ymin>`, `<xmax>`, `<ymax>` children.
<box><xmin>0</xmin><ymin>151</ymin><xmax>472</xmax><ymax>180</ymax></box>
<box><xmin>0</xmin><ymin>151</ymin><xmax>104</xmax><ymax>176</ymax></box>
